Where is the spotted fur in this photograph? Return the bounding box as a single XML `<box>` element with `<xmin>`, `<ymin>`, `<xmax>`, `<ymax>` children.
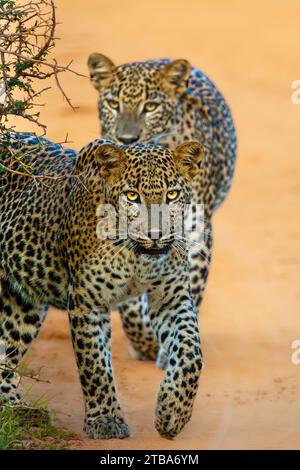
<box><xmin>88</xmin><ymin>55</ymin><xmax>237</xmax><ymax>361</ymax></box>
<box><xmin>0</xmin><ymin>133</ymin><xmax>204</xmax><ymax>439</ymax></box>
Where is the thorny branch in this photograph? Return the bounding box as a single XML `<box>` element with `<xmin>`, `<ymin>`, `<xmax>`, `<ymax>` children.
<box><xmin>0</xmin><ymin>0</ymin><xmax>85</xmax><ymax>174</ymax></box>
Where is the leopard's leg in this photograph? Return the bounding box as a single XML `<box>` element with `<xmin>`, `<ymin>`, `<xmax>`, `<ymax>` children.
<box><xmin>0</xmin><ymin>278</ymin><xmax>47</xmax><ymax>403</ymax></box>
<box><xmin>68</xmin><ymin>291</ymin><xmax>130</xmax><ymax>440</ymax></box>
<box><xmin>156</xmin><ymin>219</ymin><xmax>212</xmax><ymax>371</ymax></box>
<box><xmin>148</xmin><ymin>277</ymin><xmax>203</xmax><ymax>439</ymax></box>
<box><xmin>118</xmin><ymin>293</ymin><xmax>159</xmax><ymax>361</ymax></box>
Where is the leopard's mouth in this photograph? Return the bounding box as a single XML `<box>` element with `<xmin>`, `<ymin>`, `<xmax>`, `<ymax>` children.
<box><xmin>134</xmin><ymin>243</ymin><xmax>173</xmax><ymax>256</ymax></box>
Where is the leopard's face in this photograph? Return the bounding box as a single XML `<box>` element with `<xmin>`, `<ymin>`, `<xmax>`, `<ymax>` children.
<box><xmin>96</xmin><ymin>141</ymin><xmax>204</xmax><ymax>255</ymax></box>
<box><xmin>88</xmin><ymin>54</ymin><xmax>191</xmax><ymax>145</ymax></box>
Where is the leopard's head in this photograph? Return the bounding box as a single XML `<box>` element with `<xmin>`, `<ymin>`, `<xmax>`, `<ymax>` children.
<box><xmin>95</xmin><ymin>141</ymin><xmax>204</xmax><ymax>255</ymax></box>
<box><xmin>88</xmin><ymin>53</ymin><xmax>191</xmax><ymax>145</ymax></box>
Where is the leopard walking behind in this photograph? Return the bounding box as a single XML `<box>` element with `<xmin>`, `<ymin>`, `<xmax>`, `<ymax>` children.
<box><xmin>88</xmin><ymin>54</ymin><xmax>237</xmax><ymax>361</ymax></box>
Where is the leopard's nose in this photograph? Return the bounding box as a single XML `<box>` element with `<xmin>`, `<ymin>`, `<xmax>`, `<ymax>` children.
<box><xmin>147</xmin><ymin>231</ymin><xmax>163</xmax><ymax>240</ymax></box>
<box><xmin>118</xmin><ymin>135</ymin><xmax>139</xmax><ymax>145</ymax></box>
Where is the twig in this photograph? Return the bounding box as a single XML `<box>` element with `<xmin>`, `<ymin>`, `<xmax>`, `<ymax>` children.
<box><xmin>0</xmin><ymin>0</ymin><xmax>86</xmax><ymax>174</ymax></box>
<box><xmin>0</xmin><ymin>365</ymin><xmax>51</xmax><ymax>385</ymax></box>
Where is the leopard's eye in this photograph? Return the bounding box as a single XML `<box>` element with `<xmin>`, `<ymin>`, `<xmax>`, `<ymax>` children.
<box><xmin>143</xmin><ymin>101</ymin><xmax>159</xmax><ymax>113</ymax></box>
<box><xmin>107</xmin><ymin>99</ymin><xmax>119</xmax><ymax>111</ymax></box>
<box><xmin>125</xmin><ymin>191</ymin><xmax>140</xmax><ymax>203</ymax></box>
<box><xmin>166</xmin><ymin>190</ymin><xmax>180</xmax><ymax>202</ymax></box>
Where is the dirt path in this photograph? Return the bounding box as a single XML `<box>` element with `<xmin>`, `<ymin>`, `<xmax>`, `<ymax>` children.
<box><xmin>20</xmin><ymin>0</ymin><xmax>300</xmax><ymax>450</ymax></box>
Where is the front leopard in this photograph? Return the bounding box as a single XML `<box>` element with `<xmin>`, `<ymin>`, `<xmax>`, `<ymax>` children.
<box><xmin>0</xmin><ymin>133</ymin><xmax>205</xmax><ymax>439</ymax></box>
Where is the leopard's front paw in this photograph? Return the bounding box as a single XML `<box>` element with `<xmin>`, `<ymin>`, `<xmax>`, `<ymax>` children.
<box><xmin>84</xmin><ymin>415</ymin><xmax>131</xmax><ymax>440</ymax></box>
<box><xmin>155</xmin><ymin>382</ymin><xmax>195</xmax><ymax>439</ymax></box>
<box><xmin>155</xmin><ymin>400</ymin><xmax>192</xmax><ymax>439</ymax></box>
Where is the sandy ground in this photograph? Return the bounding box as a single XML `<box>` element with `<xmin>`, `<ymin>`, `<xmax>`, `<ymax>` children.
<box><xmin>16</xmin><ymin>0</ymin><xmax>300</xmax><ymax>450</ymax></box>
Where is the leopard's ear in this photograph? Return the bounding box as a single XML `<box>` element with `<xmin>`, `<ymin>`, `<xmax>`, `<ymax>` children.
<box><xmin>174</xmin><ymin>141</ymin><xmax>205</xmax><ymax>180</ymax></box>
<box><xmin>95</xmin><ymin>144</ymin><xmax>126</xmax><ymax>182</ymax></box>
<box><xmin>87</xmin><ymin>53</ymin><xmax>115</xmax><ymax>91</ymax></box>
<box><xmin>162</xmin><ymin>59</ymin><xmax>191</xmax><ymax>94</ymax></box>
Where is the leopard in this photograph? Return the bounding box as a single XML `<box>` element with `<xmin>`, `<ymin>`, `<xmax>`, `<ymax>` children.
<box><xmin>0</xmin><ymin>132</ymin><xmax>205</xmax><ymax>439</ymax></box>
<box><xmin>87</xmin><ymin>54</ymin><xmax>237</xmax><ymax>364</ymax></box>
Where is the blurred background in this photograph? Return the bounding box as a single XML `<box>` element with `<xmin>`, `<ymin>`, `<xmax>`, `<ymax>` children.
<box><xmin>21</xmin><ymin>0</ymin><xmax>300</xmax><ymax>449</ymax></box>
